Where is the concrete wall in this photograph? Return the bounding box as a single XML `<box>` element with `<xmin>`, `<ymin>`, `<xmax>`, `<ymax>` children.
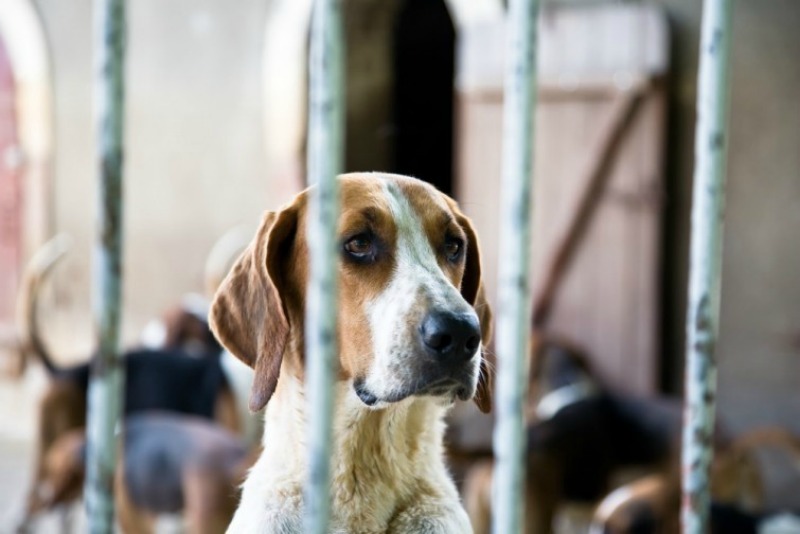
<box><xmin>33</xmin><ymin>0</ymin><xmax>272</xmax><ymax>353</ymax></box>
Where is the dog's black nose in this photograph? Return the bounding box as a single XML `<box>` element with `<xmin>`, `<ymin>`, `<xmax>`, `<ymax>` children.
<box><xmin>420</xmin><ymin>311</ymin><xmax>481</xmax><ymax>364</ymax></box>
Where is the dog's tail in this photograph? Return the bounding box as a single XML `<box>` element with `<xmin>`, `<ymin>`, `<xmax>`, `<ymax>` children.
<box><xmin>18</xmin><ymin>234</ymin><xmax>72</xmax><ymax>375</ymax></box>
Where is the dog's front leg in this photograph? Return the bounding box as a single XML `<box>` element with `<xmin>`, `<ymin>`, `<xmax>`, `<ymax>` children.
<box><xmin>226</xmin><ymin>503</ymin><xmax>303</xmax><ymax>534</ymax></box>
<box><xmin>388</xmin><ymin>501</ymin><xmax>473</xmax><ymax>534</ymax></box>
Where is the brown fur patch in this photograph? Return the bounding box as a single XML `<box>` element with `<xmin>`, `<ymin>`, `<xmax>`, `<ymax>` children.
<box><xmin>336</xmin><ymin>177</ymin><xmax>397</xmax><ymax>380</ymax></box>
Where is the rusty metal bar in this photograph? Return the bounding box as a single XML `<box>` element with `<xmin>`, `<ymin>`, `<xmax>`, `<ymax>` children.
<box><xmin>492</xmin><ymin>0</ymin><xmax>540</xmax><ymax>532</ymax></box>
<box><xmin>681</xmin><ymin>0</ymin><xmax>733</xmax><ymax>533</ymax></box>
<box><xmin>303</xmin><ymin>0</ymin><xmax>344</xmax><ymax>533</ymax></box>
<box><xmin>83</xmin><ymin>0</ymin><xmax>125</xmax><ymax>531</ymax></box>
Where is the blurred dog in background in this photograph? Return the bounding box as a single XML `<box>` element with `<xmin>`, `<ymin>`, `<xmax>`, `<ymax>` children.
<box><xmin>461</xmin><ymin>334</ymin><xmax>762</xmax><ymax>534</ymax></box>
<box><xmin>592</xmin><ymin>427</ymin><xmax>800</xmax><ymax>534</ymax></box>
<box><xmin>28</xmin><ymin>413</ymin><xmax>258</xmax><ymax>534</ymax></box>
<box><xmin>15</xmin><ymin>237</ymin><xmax>246</xmax><ymax>532</ymax></box>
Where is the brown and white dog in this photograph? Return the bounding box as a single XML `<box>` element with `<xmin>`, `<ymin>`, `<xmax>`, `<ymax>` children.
<box><xmin>16</xmin><ymin>239</ymin><xmax>240</xmax><ymax>531</ymax></box>
<box><xmin>462</xmin><ymin>336</ymin><xmax>704</xmax><ymax>533</ymax></box>
<box><xmin>27</xmin><ymin>413</ymin><xmax>258</xmax><ymax>534</ymax></box>
<box><xmin>210</xmin><ymin>173</ymin><xmax>493</xmax><ymax>533</ymax></box>
<box><xmin>590</xmin><ymin>426</ymin><xmax>800</xmax><ymax>534</ymax></box>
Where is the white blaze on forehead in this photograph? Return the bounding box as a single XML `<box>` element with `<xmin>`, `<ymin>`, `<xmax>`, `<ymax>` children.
<box><xmin>384</xmin><ymin>180</ymin><xmax>440</xmax><ymax>273</ymax></box>
<box><xmin>381</xmin><ymin>179</ymin><xmax>465</xmax><ymax>309</ymax></box>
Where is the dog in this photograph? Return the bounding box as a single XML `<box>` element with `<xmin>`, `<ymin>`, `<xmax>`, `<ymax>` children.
<box><xmin>209</xmin><ymin>173</ymin><xmax>493</xmax><ymax>532</ymax></box>
<box><xmin>139</xmin><ymin>293</ymin><xmax>223</xmax><ymax>357</ymax></box>
<box><xmin>27</xmin><ymin>413</ymin><xmax>257</xmax><ymax>533</ymax></box>
<box><xmin>590</xmin><ymin>426</ymin><xmax>800</xmax><ymax>534</ymax></box>
<box><xmin>18</xmin><ymin>244</ymin><xmax>240</xmax><ymax>529</ymax></box>
<box><xmin>462</xmin><ymin>335</ymin><xmax>749</xmax><ymax>534</ymax></box>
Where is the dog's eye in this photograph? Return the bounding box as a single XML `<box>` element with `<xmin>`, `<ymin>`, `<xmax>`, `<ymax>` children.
<box><xmin>343</xmin><ymin>234</ymin><xmax>375</xmax><ymax>261</ymax></box>
<box><xmin>444</xmin><ymin>237</ymin><xmax>463</xmax><ymax>262</ymax></box>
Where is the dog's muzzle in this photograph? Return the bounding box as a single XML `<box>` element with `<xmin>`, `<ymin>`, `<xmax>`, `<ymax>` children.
<box><xmin>354</xmin><ymin>309</ymin><xmax>481</xmax><ymax>407</ymax></box>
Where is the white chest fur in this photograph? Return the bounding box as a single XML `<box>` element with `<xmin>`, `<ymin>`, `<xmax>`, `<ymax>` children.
<box><xmin>227</xmin><ymin>378</ymin><xmax>472</xmax><ymax>534</ymax></box>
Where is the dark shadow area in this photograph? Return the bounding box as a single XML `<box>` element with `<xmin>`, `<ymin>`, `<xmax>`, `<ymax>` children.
<box><xmin>392</xmin><ymin>0</ymin><xmax>456</xmax><ymax>196</ymax></box>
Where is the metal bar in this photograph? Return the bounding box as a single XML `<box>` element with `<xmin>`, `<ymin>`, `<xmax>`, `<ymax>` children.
<box><xmin>303</xmin><ymin>0</ymin><xmax>344</xmax><ymax>533</ymax></box>
<box><xmin>492</xmin><ymin>0</ymin><xmax>540</xmax><ymax>532</ymax></box>
<box><xmin>83</xmin><ymin>0</ymin><xmax>126</xmax><ymax>532</ymax></box>
<box><xmin>681</xmin><ymin>0</ymin><xmax>733</xmax><ymax>533</ymax></box>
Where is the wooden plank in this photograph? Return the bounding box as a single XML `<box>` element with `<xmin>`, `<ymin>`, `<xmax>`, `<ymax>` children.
<box><xmin>532</xmin><ymin>79</ymin><xmax>651</xmax><ymax>328</ymax></box>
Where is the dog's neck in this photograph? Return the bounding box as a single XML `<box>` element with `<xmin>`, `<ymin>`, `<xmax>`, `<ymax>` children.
<box><xmin>535</xmin><ymin>379</ymin><xmax>598</xmax><ymax>420</ymax></box>
<box><xmin>243</xmin><ymin>375</ymin><xmax>458</xmax><ymax>528</ymax></box>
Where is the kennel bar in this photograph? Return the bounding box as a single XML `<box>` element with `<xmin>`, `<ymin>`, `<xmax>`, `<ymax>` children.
<box><xmin>83</xmin><ymin>0</ymin><xmax>126</xmax><ymax>532</ymax></box>
<box><xmin>492</xmin><ymin>0</ymin><xmax>540</xmax><ymax>533</ymax></box>
<box><xmin>681</xmin><ymin>0</ymin><xmax>733</xmax><ymax>532</ymax></box>
<box><xmin>304</xmin><ymin>0</ymin><xmax>344</xmax><ymax>533</ymax></box>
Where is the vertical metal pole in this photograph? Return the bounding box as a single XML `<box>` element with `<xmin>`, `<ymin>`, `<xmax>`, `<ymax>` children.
<box><xmin>304</xmin><ymin>0</ymin><xmax>344</xmax><ymax>533</ymax></box>
<box><xmin>492</xmin><ymin>0</ymin><xmax>539</xmax><ymax>533</ymax></box>
<box><xmin>681</xmin><ymin>1</ymin><xmax>733</xmax><ymax>533</ymax></box>
<box><xmin>84</xmin><ymin>0</ymin><xmax>126</xmax><ymax>532</ymax></box>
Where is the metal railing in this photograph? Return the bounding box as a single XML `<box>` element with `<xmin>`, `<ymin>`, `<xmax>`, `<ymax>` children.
<box><xmin>303</xmin><ymin>0</ymin><xmax>345</xmax><ymax>533</ymax></box>
<box><xmin>83</xmin><ymin>0</ymin><xmax>126</xmax><ymax>532</ymax></box>
<box><xmin>681</xmin><ymin>0</ymin><xmax>733</xmax><ymax>532</ymax></box>
<box><xmin>491</xmin><ymin>0</ymin><xmax>540</xmax><ymax>533</ymax></box>
<box><xmin>80</xmin><ymin>1</ymin><xmax>732</xmax><ymax>532</ymax></box>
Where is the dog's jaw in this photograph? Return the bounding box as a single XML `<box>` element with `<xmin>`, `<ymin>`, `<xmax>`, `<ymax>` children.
<box><xmin>230</xmin><ymin>375</ymin><xmax>464</xmax><ymax>533</ymax></box>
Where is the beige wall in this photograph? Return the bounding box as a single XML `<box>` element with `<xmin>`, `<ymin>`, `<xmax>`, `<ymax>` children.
<box><xmin>33</xmin><ymin>0</ymin><xmax>272</xmax><ymax>352</ymax></box>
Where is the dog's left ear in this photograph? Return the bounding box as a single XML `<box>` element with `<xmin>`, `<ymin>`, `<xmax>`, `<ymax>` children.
<box><xmin>209</xmin><ymin>206</ymin><xmax>300</xmax><ymax>412</ymax></box>
<box><xmin>455</xmin><ymin>209</ymin><xmax>494</xmax><ymax>414</ymax></box>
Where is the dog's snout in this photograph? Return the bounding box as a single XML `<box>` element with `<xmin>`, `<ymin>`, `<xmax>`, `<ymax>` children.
<box><xmin>420</xmin><ymin>311</ymin><xmax>481</xmax><ymax>363</ymax></box>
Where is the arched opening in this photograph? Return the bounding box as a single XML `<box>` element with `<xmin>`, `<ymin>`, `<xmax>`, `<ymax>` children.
<box><xmin>0</xmin><ymin>0</ymin><xmax>54</xmax><ymax>366</ymax></box>
<box><xmin>392</xmin><ymin>0</ymin><xmax>456</xmax><ymax>196</ymax></box>
<box><xmin>261</xmin><ymin>0</ymin><xmax>466</xmax><ymax>198</ymax></box>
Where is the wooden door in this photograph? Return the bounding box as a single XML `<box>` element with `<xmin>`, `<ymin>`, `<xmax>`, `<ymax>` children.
<box><xmin>456</xmin><ymin>5</ymin><xmax>668</xmax><ymax>395</ymax></box>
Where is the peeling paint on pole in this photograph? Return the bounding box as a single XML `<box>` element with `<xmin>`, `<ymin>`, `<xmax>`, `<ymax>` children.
<box><xmin>84</xmin><ymin>0</ymin><xmax>125</xmax><ymax>532</ymax></box>
<box><xmin>681</xmin><ymin>1</ymin><xmax>733</xmax><ymax>533</ymax></box>
<box><xmin>492</xmin><ymin>0</ymin><xmax>539</xmax><ymax>533</ymax></box>
<box><xmin>303</xmin><ymin>1</ymin><xmax>344</xmax><ymax>533</ymax></box>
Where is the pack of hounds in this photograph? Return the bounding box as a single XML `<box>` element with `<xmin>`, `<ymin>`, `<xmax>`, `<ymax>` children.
<box><xmin>11</xmin><ymin>174</ymin><xmax>800</xmax><ymax>534</ymax></box>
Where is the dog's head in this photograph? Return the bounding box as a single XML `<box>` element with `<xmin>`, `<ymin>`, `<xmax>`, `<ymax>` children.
<box><xmin>210</xmin><ymin>173</ymin><xmax>493</xmax><ymax>413</ymax></box>
<box><xmin>528</xmin><ymin>334</ymin><xmax>598</xmax><ymax>420</ymax></box>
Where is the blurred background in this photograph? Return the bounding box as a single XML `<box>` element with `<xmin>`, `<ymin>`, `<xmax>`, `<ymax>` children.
<box><xmin>0</xmin><ymin>0</ymin><xmax>798</xmax><ymax>532</ymax></box>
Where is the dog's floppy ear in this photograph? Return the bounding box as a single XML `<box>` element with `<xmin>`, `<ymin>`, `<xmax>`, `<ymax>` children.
<box><xmin>210</xmin><ymin>207</ymin><xmax>299</xmax><ymax>412</ymax></box>
<box><xmin>455</xmin><ymin>210</ymin><xmax>494</xmax><ymax>414</ymax></box>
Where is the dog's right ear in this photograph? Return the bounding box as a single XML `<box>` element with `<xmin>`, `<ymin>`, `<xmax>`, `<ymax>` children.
<box><xmin>210</xmin><ymin>207</ymin><xmax>299</xmax><ymax>412</ymax></box>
